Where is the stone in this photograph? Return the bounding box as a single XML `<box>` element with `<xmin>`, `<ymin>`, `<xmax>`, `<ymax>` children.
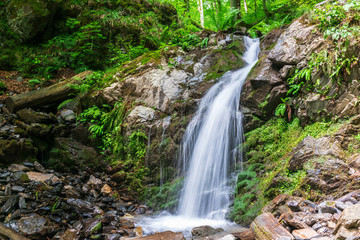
<box><xmin>250</xmin><ymin>213</ymin><xmax>294</xmax><ymax>240</ymax></box>
<box><xmin>191</xmin><ymin>225</ymin><xmax>224</xmax><ymax>239</ymax></box>
<box><xmin>292</xmin><ymin>228</ymin><xmax>319</xmax><ymax>239</ymax></box>
<box><xmin>268</xmin><ymin>16</ymin><xmax>324</xmax><ymax>66</ymax></box>
<box><xmin>101</xmin><ymin>184</ymin><xmax>112</xmax><ymax>195</ymax></box>
<box><xmin>8</xmin><ymin>164</ymin><xmax>30</xmax><ymax>172</ymax></box>
<box><xmin>60</xmin><ymin>109</ymin><xmax>76</xmax><ymax>122</ymax></box>
<box><xmin>13</xmin><ymin>171</ymin><xmax>29</xmax><ymax>182</ymax></box>
<box><xmin>88</xmin><ymin>175</ymin><xmax>102</xmax><ymax>186</ymax></box>
<box><xmin>12</xmin><ymin>186</ymin><xmax>25</xmax><ymax>192</ymax></box>
<box><xmin>133</xmin><ymin>231</ymin><xmax>185</xmax><ymax>240</ymax></box>
<box><xmin>60</xmin><ymin>228</ymin><xmax>80</xmax><ymax>240</ymax></box>
<box><xmin>5</xmin><ymin>184</ymin><xmax>12</xmax><ymax>196</ymax></box>
<box><xmin>349</xmin><ymin>153</ymin><xmax>360</xmax><ymax>170</ymax></box>
<box><xmin>327</xmin><ymin>221</ymin><xmax>336</xmax><ymax>229</ymax></box>
<box><xmin>16</xmin><ymin>108</ymin><xmax>56</xmax><ymax>124</ymax></box>
<box><xmin>288</xmin><ymin>136</ymin><xmax>344</xmax><ymax>171</ymax></box>
<box><xmin>232</xmin><ymin>229</ymin><xmax>255</xmax><ymax>240</ymax></box>
<box><xmin>0</xmin><ymin>139</ymin><xmax>38</xmax><ymax>165</ymax></box>
<box><xmin>0</xmin><ymin>195</ymin><xmax>19</xmax><ymax>213</ymax></box>
<box><xmin>287</xmin><ymin>200</ymin><xmax>301</xmax><ymax>212</ymax></box>
<box><xmin>6</xmin><ymin>0</ymin><xmax>59</xmax><ymax>42</ymax></box>
<box><xmin>334</xmin><ymin>203</ymin><xmax>360</xmax><ymax>231</ymax></box>
<box><xmin>26</xmin><ymin>172</ymin><xmax>59</xmax><ymax>183</ymax></box>
<box><xmin>83</xmin><ymin>218</ymin><xmax>102</xmax><ymax>237</ymax></box>
<box><xmin>18</xmin><ymin>196</ymin><xmax>26</xmax><ymax>209</ymax></box>
<box><xmin>318</xmin><ymin>202</ymin><xmax>339</xmax><ymax>214</ymax></box>
<box><xmin>127</xmin><ymin>106</ymin><xmax>156</xmax><ymax>123</ymax></box>
<box><xmin>66</xmin><ymin>198</ymin><xmax>94</xmax><ymax>212</ymax></box>
<box><xmin>15</xmin><ymin>213</ymin><xmax>48</xmax><ymax>235</ymax></box>
<box><xmin>34</xmin><ymin>161</ymin><xmax>46</xmax><ymax>173</ymax></box>
<box><xmin>335</xmin><ymin>226</ymin><xmax>359</xmax><ymax>240</ymax></box>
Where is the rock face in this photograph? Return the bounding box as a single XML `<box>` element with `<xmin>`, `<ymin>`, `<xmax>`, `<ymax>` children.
<box><xmin>102</xmin><ymin>34</ymin><xmax>247</xmax><ymax>186</ymax></box>
<box><xmin>241</xmin><ymin>13</ymin><xmax>360</xmax><ymax>126</ymax></box>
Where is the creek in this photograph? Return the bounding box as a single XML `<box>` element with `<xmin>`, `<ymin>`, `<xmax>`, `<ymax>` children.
<box><xmin>137</xmin><ymin>37</ymin><xmax>260</xmax><ymax>238</ymax></box>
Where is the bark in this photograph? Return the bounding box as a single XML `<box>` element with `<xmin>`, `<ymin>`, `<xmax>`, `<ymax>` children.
<box><xmin>0</xmin><ymin>224</ymin><xmax>29</xmax><ymax>240</ymax></box>
<box><xmin>196</xmin><ymin>0</ymin><xmax>204</xmax><ymax>27</ymax></box>
<box><xmin>5</xmin><ymin>71</ymin><xmax>92</xmax><ymax>113</ymax></box>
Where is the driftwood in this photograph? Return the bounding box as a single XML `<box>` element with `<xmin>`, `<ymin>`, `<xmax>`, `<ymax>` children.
<box><xmin>250</xmin><ymin>213</ymin><xmax>294</xmax><ymax>240</ymax></box>
<box><xmin>4</xmin><ymin>71</ymin><xmax>92</xmax><ymax>113</ymax></box>
<box><xmin>0</xmin><ymin>223</ymin><xmax>29</xmax><ymax>240</ymax></box>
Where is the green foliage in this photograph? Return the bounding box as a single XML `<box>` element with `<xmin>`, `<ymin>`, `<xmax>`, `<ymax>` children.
<box><xmin>207</xmin><ymin>4</ymin><xmax>241</xmax><ymax>32</ymax></box>
<box><xmin>231</xmin><ymin>117</ymin><xmax>346</xmax><ymax>224</ymax></box>
<box><xmin>142</xmin><ymin>177</ymin><xmax>183</xmax><ymax>211</ymax></box>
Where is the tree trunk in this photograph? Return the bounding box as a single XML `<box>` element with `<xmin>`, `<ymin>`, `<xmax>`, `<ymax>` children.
<box><xmin>244</xmin><ymin>0</ymin><xmax>248</xmax><ymax>13</ymax></box>
<box><xmin>230</xmin><ymin>0</ymin><xmax>241</xmax><ymax>19</ymax></box>
<box><xmin>5</xmin><ymin>71</ymin><xmax>92</xmax><ymax>113</ymax></box>
<box><xmin>197</xmin><ymin>0</ymin><xmax>204</xmax><ymax>27</ymax></box>
<box><xmin>263</xmin><ymin>0</ymin><xmax>270</xmax><ymax>17</ymax></box>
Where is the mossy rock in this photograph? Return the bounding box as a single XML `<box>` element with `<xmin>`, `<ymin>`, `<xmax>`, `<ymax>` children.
<box><xmin>6</xmin><ymin>0</ymin><xmax>61</xmax><ymax>41</ymax></box>
<box><xmin>0</xmin><ymin>139</ymin><xmax>37</xmax><ymax>166</ymax></box>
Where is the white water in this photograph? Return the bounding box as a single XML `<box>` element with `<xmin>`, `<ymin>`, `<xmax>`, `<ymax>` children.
<box><xmin>137</xmin><ymin>37</ymin><xmax>260</xmax><ymax>237</ymax></box>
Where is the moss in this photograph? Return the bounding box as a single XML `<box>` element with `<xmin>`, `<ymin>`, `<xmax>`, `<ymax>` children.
<box><xmin>230</xmin><ymin>117</ymin><xmax>348</xmax><ymax>224</ymax></box>
<box><xmin>141</xmin><ymin>177</ymin><xmax>183</xmax><ymax>212</ymax></box>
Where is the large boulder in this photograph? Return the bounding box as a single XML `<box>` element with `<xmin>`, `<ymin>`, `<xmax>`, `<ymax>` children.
<box><xmin>102</xmin><ymin>36</ymin><xmax>246</xmax><ymax>114</ymax></box>
<box><xmin>288</xmin><ymin>136</ymin><xmax>345</xmax><ymax>171</ymax></box>
<box><xmin>333</xmin><ymin>203</ymin><xmax>360</xmax><ymax>239</ymax></box>
<box><xmin>6</xmin><ymin>0</ymin><xmax>60</xmax><ymax>42</ymax></box>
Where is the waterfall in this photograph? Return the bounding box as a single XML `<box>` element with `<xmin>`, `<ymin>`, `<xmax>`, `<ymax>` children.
<box><xmin>137</xmin><ymin>37</ymin><xmax>260</xmax><ymax>236</ymax></box>
<box><xmin>178</xmin><ymin>36</ymin><xmax>260</xmax><ymax>219</ymax></box>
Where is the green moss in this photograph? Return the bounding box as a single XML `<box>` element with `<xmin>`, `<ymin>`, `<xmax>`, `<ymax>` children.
<box><xmin>230</xmin><ymin>117</ymin><xmax>347</xmax><ymax>224</ymax></box>
<box><xmin>141</xmin><ymin>177</ymin><xmax>183</xmax><ymax>212</ymax></box>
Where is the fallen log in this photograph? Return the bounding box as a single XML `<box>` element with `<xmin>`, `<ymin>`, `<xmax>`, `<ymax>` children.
<box><xmin>250</xmin><ymin>213</ymin><xmax>294</xmax><ymax>240</ymax></box>
<box><xmin>4</xmin><ymin>71</ymin><xmax>92</xmax><ymax>113</ymax></box>
<box><xmin>0</xmin><ymin>223</ymin><xmax>29</xmax><ymax>240</ymax></box>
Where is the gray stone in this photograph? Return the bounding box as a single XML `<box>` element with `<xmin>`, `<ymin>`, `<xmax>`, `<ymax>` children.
<box><xmin>0</xmin><ymin>195</ymin><xmax>19</xmax><ymax>213</ymax></box>
<box><xmin>18</xmin><ymin>196</ymin><xmax>26</xmax><ymax>209</ymax></box>
<box><xmin>60</xmin><ymin>109</ymin><xmax>76</xmax><ymax>122</ymax></box>
<box><xmin>292</xmin><ymin>228</ymin><xmax>319</xmax><ymax>239</ymax></box>
<box><xmin>12</xmin><ymin>186</ymin><xmax>25</xmax><ymax>192</ymax></box>
<box><xmin>34</xmin><ymin>161</ymin><xmax>46</xmax><ymax>173</ymax></box>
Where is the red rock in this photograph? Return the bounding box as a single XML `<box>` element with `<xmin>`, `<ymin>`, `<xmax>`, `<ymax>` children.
<box><xmin>133</xmin><ymin>231</ymin><xmax>185</xmax><ymax>240</ymax></box>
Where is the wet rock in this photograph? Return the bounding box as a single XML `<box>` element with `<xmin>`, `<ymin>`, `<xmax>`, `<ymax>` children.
<box><xmin>120</xmin><ymin>218</ymin><xmax>135</xmax><ymax>229</ymax></box>
<box><xmin>60</xmin><ymin>109</ymin><xmax>76</xmax><ymax>122</ymax></box>
<box><xmin>191</xmin><ymin>225</ymin><xmax>224</xmax><ymax>239</ymax></box>
<box><xmin>83</xmin><ymin>218</ymin><xmax>102</xmax><ymax>237</ymax></box>
<box><xmin>133</xmin><ymin>231</ymin><xmax>185</xmax><ymax>240</ymax></box>
<box><xmin>232</xmin><ymin>229</ymin><xmax>255</xmax><ymax>240</ymax></box>
<box><xmin>105</xmin><ymin>233</ymin><xmax>121</xmax><ymax>240</ymax></box>
<box><xmin>0</xmin><ymin>195</ymin><xmax>19</xmax><ymax>213</ymax></box>
<box><xmin>292</xmin><ymin>228</ymin><xmax>319</xmax><ymax>239</ymax></box>
<box><xmin>13</xmin><ymin>213</ymin><xmax>48</xmax><ymax>235</ymax></box>
<box><xmin>67</xmin><ymin>198</ymin><xmax>94</xmax><ymax>212</ymax></box>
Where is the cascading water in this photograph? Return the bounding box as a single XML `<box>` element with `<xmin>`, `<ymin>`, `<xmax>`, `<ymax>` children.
<box><xmin>137</xmin><ymin>37</ymin><xmax>260</xmax><ymax>237</ymax></box>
